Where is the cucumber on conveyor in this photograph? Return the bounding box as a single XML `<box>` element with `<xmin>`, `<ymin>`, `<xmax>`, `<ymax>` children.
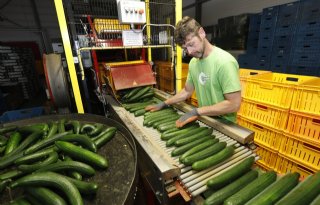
<box><xmin>245</xmin><ymin>172</ymin><xmax>300</xmax><ymax>205</ymax></box>
<box><xmin>206</xmin><ymin>156</ymin><xmax>255</xmax><ymax>189</ymax></box>
<box><xmin>204</xmin><ymin>170</ymin><xmax>259</xmax><ymax>205</ymax></box>
<box><xmin>275</xmin><ymin>171</ymin><xmax>320</xmax><ymax>205</ymax></box>
<box><xmin>126</xmin><ymin>86</ymin><xmax>152</xmax><ymax>102</ymax></box>
<box><xmin>224</xmin><ymin>171</ymin><xmax>277</xmax><ymax>205</ymax></box>
<box><xmin>166</xmin><ymin>127</ymin><xmax>210</xmax><ymax>146</ymax></box>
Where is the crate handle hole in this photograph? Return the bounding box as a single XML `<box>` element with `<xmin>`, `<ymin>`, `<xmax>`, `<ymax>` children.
<box><xmin>303</xmin><ymin>142</ymin><xmax>320</xmax><ymax>153</ymax></box>
<box><xmin>297</xmin><ymin>164</ymin><xmax>314</xmax><ymax>175</ymax></box>
<box><xmin>252</xmin><ymin>124</ymin><xmax>264</xmax><ymax>130</ymax></box>
<box><xmin>286</xmin><ymin>77</ymin><xmax>298</xmax><ymax>82</ymax></box>
<box><xmin>249</xmin><ymin>72</ymin><xmax>258</xmax><ymax>75</ymax></box>
<box><xmin>257</xmin><ymin>104</ymin><xmax>268</xmax><ymax>110</ymax></box>
<box><xmin>312</xmin><ymin>119</ymin><xmax>320</xmax><ymax>125</ymax></box>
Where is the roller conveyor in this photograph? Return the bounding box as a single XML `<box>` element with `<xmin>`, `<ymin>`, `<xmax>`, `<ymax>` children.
<box><xmin>105</xmin><ymin>90</ymin><xmax>256</xmax><ymax>204</ymax></box>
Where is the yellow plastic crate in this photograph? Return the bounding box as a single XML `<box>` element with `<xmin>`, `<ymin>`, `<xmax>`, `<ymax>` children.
<box><xmin>244</xmin><ymin>73</ymin><xmax>317</xmax><ymax>109</ymax></box>
<box><xmin>238</xmin><ymin>116</ymin><xmax>282</xmax><ymax>151</ymax></box>
<box><xmin>94</xmin><ymin>19</ymin><xmax>130</xmax><ymax>33</ymax></box>
<box><xmin>291</xmin><ymin>77</ymin><xmax>320</xmax><ymax>117</ymax></box>
<box><xmin>285</xmin><ymin>111</ymin><xmax>320</xmax><ymax>147</ymax></box>
<box><xmin>255</xmin><ymin>146</ymin><xmax>278</xmax><ymax>170</ymax></box>
<box><xmin>239</xmin><ymin>69</ymin><xmax>271</xmax><ymax>97</ymax></box>
<box><xmin>279</xmin><ymin>133</ymin><xmax>320</xmax><ymax>171</ymax></box>
<box><xmin>275</xmin><ymin>153</ymin><xmax>317</xmax><ymax>179</ymax></box>
<box><xmin>239</xmin><ymin>99</ymin><xmax>289</xmax><ymax>130</ymax></box>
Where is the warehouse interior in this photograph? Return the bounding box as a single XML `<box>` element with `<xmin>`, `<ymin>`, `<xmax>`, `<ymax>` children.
<box><xmin>0</xmin><ymin>0</ymin><xmax>319</xmax><ymax>205</ymax></box>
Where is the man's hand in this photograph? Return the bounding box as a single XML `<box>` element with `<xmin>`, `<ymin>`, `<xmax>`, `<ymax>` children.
<box><xmin>145</xmin><ymin>101</ymin><xmax>168</xmax><ymax>112</ymax></box>
<box><xmin>176</xmin><ymin>108</ymin><xmax>199</xmax><ymax>127</ymax></box>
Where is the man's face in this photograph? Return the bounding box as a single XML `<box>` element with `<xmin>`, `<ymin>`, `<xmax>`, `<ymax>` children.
<box><xmin>181</xmin><ymin>33</ymin><xmax>205</xmax><ymax>59</ymax></box>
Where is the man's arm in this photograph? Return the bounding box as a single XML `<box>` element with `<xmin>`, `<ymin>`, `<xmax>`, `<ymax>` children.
<box><xmin>197</xmin><ymin>91</ymin><xmax>241</xmax><ymax>116</ymax></box>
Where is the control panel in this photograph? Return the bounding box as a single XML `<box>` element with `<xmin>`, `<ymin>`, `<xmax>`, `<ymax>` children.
<box><xmin>117</xmin><ymin>0</ymin><xmax>146</xmax><ymax>24</ymax></box>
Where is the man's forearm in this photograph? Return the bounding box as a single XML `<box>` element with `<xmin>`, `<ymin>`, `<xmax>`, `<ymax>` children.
<box><xmin>164</xmin><ymin>88</ymin><xmax>192</xmax><ymax>105</ymax></box>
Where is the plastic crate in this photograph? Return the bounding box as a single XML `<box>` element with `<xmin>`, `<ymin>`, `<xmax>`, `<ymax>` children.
<box><xmin>239</xmin><ymin>68</ymin><xmax>271</xmax><ymax>97</ymax></box>
<box><xmin>244</xmin><ymin>73</ymin><xmax>317</xmax><ymax>109</ymax></box>
<box><xmin>238</xmin><ymin>116</ymin><xmax>283</xmax><ymax>151</ymax></box>
<box><xmin>0</xmin><ymin>106</ymin><xmax>44</xmax><ymax>123</ymax></box>
<box><xmin>275</xmin><ymin>153</ymin><xmax>317</xmax><ymax>179</ymax></box>
<box><xmin>287</xmin><ymin>65</ymin><xmax>320</xmax><ymax>76</ymax></box>
<box><xmin>255</xmin><ymin>145</ymin><xmax>278</xmax><ymax>170</ymax></box>
<box><xmin>239</xmin><ymin>99</ymin><xmax>289</xmax><ymax>130</ymax></box>
<box><xmin>285</xmin><ymin>111</ymin><xmax>320</xmax><ymax>146</ymax></box>
<box><xmin>291</xmin><ymin>77</ymin><xmax>320</xmax><ymax>116</ymax></box>
<box><xmin>279</xmin><ymin>133</ymin><xmax>320</xmax><ymax>171</ymax></box>
<box><xmin>299</xmin><ymin>0</ymin><xmax>320</xmax><ymax>22</ymax></box>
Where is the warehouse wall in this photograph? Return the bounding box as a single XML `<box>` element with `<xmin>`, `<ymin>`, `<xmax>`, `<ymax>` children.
<box><xmin>0</xmin><ymin>0</ymin><xmax>60</xmax><ymax>54</ymax></box>
<box><xmin>183</xmin><ymin>0</ymin><xmax>297</xmax><ymax>26</ymax></box>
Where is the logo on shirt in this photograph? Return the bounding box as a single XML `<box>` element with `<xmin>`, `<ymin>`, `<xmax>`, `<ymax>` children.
<box><xmin>199</xmin><ymin>72</ymin><xmax>209</xmax><ymax>85</ymax></box>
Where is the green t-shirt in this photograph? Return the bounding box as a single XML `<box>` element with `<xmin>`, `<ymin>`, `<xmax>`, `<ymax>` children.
<box><xmin>186</xmin><ymin>46</ymin><xmax>241</xmax><ymax>122</ymax></box>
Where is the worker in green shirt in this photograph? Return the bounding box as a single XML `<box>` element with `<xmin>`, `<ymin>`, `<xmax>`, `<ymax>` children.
<box><xmin>145</xmin><ymin>16</ymin><xmax>241</xmax><ymax>127</ymax></box>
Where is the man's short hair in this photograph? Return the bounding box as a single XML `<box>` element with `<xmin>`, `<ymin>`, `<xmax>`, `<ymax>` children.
<box><xmin>174</xmin><ymin>16</ymin><xmax>202</xmax><ymax>46</ymax></box>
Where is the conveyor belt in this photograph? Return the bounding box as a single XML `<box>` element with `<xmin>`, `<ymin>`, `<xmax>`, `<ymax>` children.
<box><xmin>123</xmin><ymin>108</ymin><xmax>258</xmax><ymax>198</ymax></box>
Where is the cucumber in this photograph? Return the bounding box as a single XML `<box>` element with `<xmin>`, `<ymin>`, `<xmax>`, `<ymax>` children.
<box><xmin>26</xmin><ymin>186</ymin><xmax>67</xmax><ymax>205</ymax></box>
<box><xmin>0</xmin><ymin>169</ymin><xmax>24</xmax><ymax>180</ymax></box>
<box><xmin>134</xmin><ymin>109</ymin><xmax>146</xmax><ymax>117</ymax></box>
<box><xmin>123</xmin><ymin>101</ymin><xmax>153</xmax><ymax>110</ymax></box>
<box><xmin>15</xmin><ymin>146</ymin><xmax>58</xmax><ymax>165</ymax></box>
<box><xmin>179</xmin><ymin>137</ymin><xmax>219</xmax><ymax>161</ymax></box>
<box><xmin>47</xmin><ymin>121</ymin><xmax>58</xmax><ymax>138</ymax></box>
<box><xmin>157</xmin><ymin>122</ymin><xmax>177</xmax><ymax>132</ymax></box>
<box><xmin>145</xmin><ymin>113</ymin><xmax>179</xmax><ymax>127</ymax></box>
<box><xmin>139</xmin><ymin>90</ymin><xmax>154</xmax><ymax>99</ymax></box>
<box><xmin>58</xmin><ymin>119</ymin><xmax>66</xmax><ymax>133</ymax></box>
<box><xmin>152</xmin><ymin>117</ymin><xmax>180</xmax><ymax>129</ymax></box>
<box><xmin>123</xmin><ymin>87</ymin><xmax>143</xmax><ymax>100</ymax></box>
<box><xmin>172</xmin><ymin>136</ymin><xmax>217</xmax><ymax>157</ymax></box>
<box><xmin>126</xmin><ymin>86</ymin><xmax>151</xmax><ymax>102</ymax></box>
<box><xmin>161</xmin><ymin>125</ymin><xmax>199</xmax><ymax>140</ymax></box>
<box><xmin>174</xmin><ymin>128</ymin><xmax>214</xmax><ymax>146</ymax></box>
<box><xmin>93</xmin><ymin>128</ymin><xmax>117</xmax><ymax>149</ymax></box>
<box><xmin>183</xmin><ymin>142</ymin><xmax>227</xmax><ymax>165</ymax></box>
<box><xmin>204</xmin><ymin>170</ymin><xmax>258</xmax><ymax>205</ymax></box>
<box><xmin>0</xmin><ymin>135</ymin><xmax>8</xmax><ymax>146</ymax></box>
<box><xmin>10</xmin><ymin>171</ymin><xmax>83</xmax><ymax>205</ymax></box>
<box><xmin>63</xmin><ymin>156</ymin><xmax>82</xmax><ymax>180</ymax></box>
<box><xmin>246</xmin><ymin>172</ymin><xmax>300</xmax><ymax>205</ymax></box>
<box><xmin>55</xmin><ymin>141</ymin><xmax>108</xmax><ymax>169</ymax></box>
<box><xmin>36</xmin><ymin>160</ymin><xmax>95</xmax><ymax>176</ymax></box>
<box><xmin>166</xmin><ymin>127</ymin><xmax>209</xmax><ymax>147</ymax></box>
<box><xmin>275</xmin><ymin>171</ymin><xmax>320</xmax><ymax>205</ymax></box>
<box><xmin>64</xmin><ymin>176</ymin><xmax>99</xmax><ymax>194</ymax></box>
<box><xmin>92</xmin><ymin>127</ymin><xmax>117</xmax><ymax>139</ymax></box>
<box><xmin>18</xmin><ymin>123</ymin><xmax>48</xmax><ymax>134</ymax></box>
<box><xmin>25</xmin><ymin>195</ymin><xmax>42</xmax><ymax>205</ymax></box>
<box><xmin>192</xmin><ymin>146</ymin><xmax>235</xmax><ymax>171</ymax></box>
<box><xmin>18</xmin><ymin>152</ymin><xmax>59</xmax><ymax>173</ymax></box>
<box><xmin>80</xmin><ymin>123</ymin><xmax>95</xmax><ymax>134</ymax></box>
<box><xmin>4</xmin><ymin>131</ymin><xmax>22</xmax><ymax>155</ymax></box>
<box><xmin>0</xmin><ymin>125</ymin><xmax>17</xmax><ymax>134</ymax></box>
<box><xmin>207</xmin><ymin>156</ymin><xmax>255</xmax><ymax>189</ymax></box>
<box><xmin>88</xmin><ymin>123</ymin><xmax>104</xmax><ymax>136</ymax></box>
<box><xmin>224</xmin><ymin>171</ymin><xmax>277</xmax><ymax>205</ymax></box>
<box><xmin>9</xmin><ymin>197</ymin><xmax>31</xmax><ymax>205</ymax></box>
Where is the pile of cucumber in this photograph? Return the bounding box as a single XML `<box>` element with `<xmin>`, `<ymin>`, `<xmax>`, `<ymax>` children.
<box><xmin>0</xmin><ymin>120</ymin><xmax>117</xmax><ymax>205</ymax></box>
<box><xmin>202</xmin><ymin>155</ymin><xmax>320</xmax><ymax>205</ymax></box>
<box><xmin>121</xmin><ymin>86</ymin><xmax>154</xmax><ymax>103</ymax></box>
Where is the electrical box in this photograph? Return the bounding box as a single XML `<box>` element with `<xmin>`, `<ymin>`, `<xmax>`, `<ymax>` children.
<box><xmin>117</xmin><ymin>0</ymin><xmax>146</xmax><ymax>24</ymax></box>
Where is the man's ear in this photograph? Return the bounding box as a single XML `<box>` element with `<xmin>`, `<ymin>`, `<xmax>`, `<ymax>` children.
<box><xmin>199</xmin><ymin>27</ymin><xmax>206</xmax><ymax>39</ymax></box>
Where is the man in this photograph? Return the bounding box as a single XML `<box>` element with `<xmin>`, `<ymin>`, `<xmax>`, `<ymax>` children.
<box><xmin>145</xmin><ymin>16</ymin><xmax>241</xmax><ymax>127</ymax></box>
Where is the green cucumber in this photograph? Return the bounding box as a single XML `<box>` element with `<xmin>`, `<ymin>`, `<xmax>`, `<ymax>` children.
<box><xmin>126</xmin><ymin>86</ymin><xmax>151</xmax><ymax>102</ymax></box>
<box><xmin>9</xmin><ymin>197</ymin><xmax>31</xmax><ymax>205</ymax></box>
<box><xmin>161</xmin><ymin>125</ymin><xmax>200</xmax><ymax>140</ymax></box>
<box><xmin>310</xmin><ymin>194</ymin><xmax>320</xmax><ymax>205</ymax></box>
<box><xmin>0</xmin><ymin>135</ymin><xmax>8</xmax><ymax>146</ymax></box>
<box><xmin>67</xmin><ymin>120</ymin><xmax>80</xmax><ymax>134</ymax></box>
<box><xmin>58</xmin><ymin>119</ymin><xmax>66</xmax><ymax>133</ymax></box>
<box><xmin>204</xmin><ymin>170</ymin><xmax>259</xmax><ymax>205</ymax></box>
<box><xmin>192</xmin><ymin>146</ymin><xmax>235</xmax><ymax>171</ymax></box>
<box><xmin>47</xmin><ymin>121</ymin><xmax>58</xmax><ymax>138</ymax></box>
<box><xmin>63</xmin><ymin>156</ymin><xmax>82</xmax><ymax>180</ymax></box>
<box><xmin>18</xmin><ymin>152</ymin><xmax>59</xmax><ymax>173</ymax></box>
<box><xmin>0</xmin><ymin>179</ymin><xmax>11</xmax><ymax>193</ymax></box>
<box><xmin>15</xmin><ymin>146</ymin><xmax>58</xmax><ymax>165</ymax></box>
<box><xmin>145</xmin><ymin>113</ymin><xmax>179</xmax><ymax>127</ymax></box>
<box><xmin>123</xmin><ymin>87</ymin><xmax>143</xmax><ymax>100</ymax></box>
<box><xmin>55</xmin><ymin>141</ymin><xmax>108</xmax><ymax>169</ymax></box>
<box><xmin>36</xmin><ymin>160</ymin><xmax>95</xmax><ymax>176</ymax></box>
<box><xmin>166</xmin><ymin>127</ymin><xmax>209</xmax><ymax>147</ymax></box>
<box><xmin>0</xmin><ymin>169</ymin><xmax>24</xmax><ymax>180</ymax></box>
<box><xmin>93</xmin><ymin>128</ymin><xmax>117</xmax><ymax>149</ymax></box>
<box><xmin>207</xmin><ymin>156</ymin><xmax>255</xmax><ymax>189</ymax></box>
<box><xmin>0</xmin><ymin>125</ymin><xmax>17</xmax><ymax>134</ymax></box>
<box><xmin>224</xmin><ymin>171</ymin><xmax>277</xmax><ymax>205</ymax></box>
<box><xmin>64</xmin><ymin>176</ymin><xmax>99</xmax><ymax>194</ymax></box>
<box><xmin>134</xmin><ymin>109</ymin><xmax>146</xmax><ymax>117</ymax></box>
<box><xmin>80</xmin><ymin>123</ymin><xmax>95</xmax><ymax>134</ymax></box>
<box><xmin>26</xmin><ymin>186</ymin><xmax>67</xmax><ymax>205</ymax></box>
<box><xmin>88</xmin><ymin>123</ymin><xmax>104</xmax><ymax>136</ymax></box>
<box><xmin>10</xmin><ymin>171</ymin><xmax>83</xmax><ymax>205</ymax></box>
<box><xmin>153</xmin><ymin>117</ymin><xmax>179</xmax><ymax>129</ymax></box>
<box><xmin>172</xmin><ymin>136</ymin><xmax>217</xmax><ymax>157</ymax></box>
<box><xmin>246</xmin><ymin>172</ymin><xmax>300</xmax><ymax>205</ymax></box>
<box><xmin>275</xmin><ymin>171</ymin><xmax>320</xmax><ymax>205</ymax></box>
<box><xmin>174</xmin><ymin>128</ymin><xmax>214</xmax><ymax>146</ymax></box>
<box><xmin>178</xmin><ymin>137</ymin><xmax>220</xmax><ymax>161</ymax></box>
<box><xmin>4</xmin><ymin>131</ymin><xmax>22</xmax><ymax>155</ymax></box>
<box><xmin>183</xmin><ymin>141</ymin><xmax>227</xmax><ymax>165</ymax></box>
<box><xmin>18</xmin><ymin>123</ymin><xmax>48</xmax><ymax>134</ymax></box>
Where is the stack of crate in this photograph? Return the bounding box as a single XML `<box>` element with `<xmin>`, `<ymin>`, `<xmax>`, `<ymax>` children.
<box><xmin>237</xmin><ymin>72</ymin><xmax>318</xmax><ymax>177</ymax></box>
<box><xmin>270</xmin><ymin>2</ymin><xmax>300</xmax><ymax>73</ymax></box>
<box><xmin>276</xmin><ymin>78</ymin><xmax>320</xmax><ymax>177</ymax></box>
<box><xmin>0</xmin><ymin>45</ymin><xmax>39</xmax><ymax>100</ymax></box>
<box><xmin>288</xmin><ymin>0</ymin><xmax>320</xmax><ymax>76</ymax></box>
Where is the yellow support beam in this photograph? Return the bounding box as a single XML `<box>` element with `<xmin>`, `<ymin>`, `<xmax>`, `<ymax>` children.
<box><xmin>54</xmin><ymin>0</ymin><xmax>84</xmax><ymax>113</ymax></box>
<box><xmin>146</xmin><ymin>0</ymin><xmax>152</xmax><ymax>62</ymax></box>
<box><xmin>175</xmin><ymin>0</ymin><xmax>183</xmax><ymax>91</ymax></box>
